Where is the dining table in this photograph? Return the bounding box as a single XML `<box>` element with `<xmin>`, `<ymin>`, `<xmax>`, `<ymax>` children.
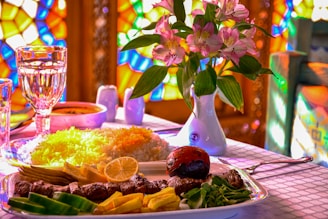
<box><xmin>1</xmin><ymin>108</ymin><xmax>328</xmax><ymax>219</ymax></box>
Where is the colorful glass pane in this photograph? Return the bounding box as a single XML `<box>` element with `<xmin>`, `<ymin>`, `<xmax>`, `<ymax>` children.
<box><xmin>0</xmin><ymin>0</ymin><xmax>67</xmax><ymax>110</ymax></box>
<box><xmin>270</xmin><ymin>0</ymin><xmax>327</xmax><ymax>53</ymax></box>
<box><xmin>117</xmin><ymin>0</ymin><xmax>184</xmax><ymax>102</ymax></box>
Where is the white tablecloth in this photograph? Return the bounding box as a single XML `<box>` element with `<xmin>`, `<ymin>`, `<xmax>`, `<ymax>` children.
<box><xmin>1</xmin><ymin>110</ymin><xmax>328</xmax><ymax>218</ymax></box>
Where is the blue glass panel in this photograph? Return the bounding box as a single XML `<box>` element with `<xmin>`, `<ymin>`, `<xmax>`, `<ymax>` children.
<box><xmin>40</xmin><ymin>0</ymin><xmax>54</xmax><ymax>9</ymax></box>
<box><xmin>36</xmin><ymin>6</ymin><xmax>49</xmax><ymax>20</ymax></box>
<box><xmin>7</xmin><ymin>56</ymin><xmax>16</xmax><ymax>70</ymax></box>
<box><xmin>9</xmin><ymin>71</ymin><xmax>19</xmax><ymax>87</ymax></box>
<box><xmin>54</xmin><ymin>39</ymin><xmax>67</xmax><ymax>47</ymax></box>
<box><xmin>41</xmin><ymin>32</ymin><xmax>55</xmax><ymax>45</ymax></box>
<box><xmin>150</xmin><ymin>83</ymin><xmax>164</xmax><ymax>101</ymax></box>
<box><xmin>36</xmin><ymin>21</ymin><xmax>49</xmax><ymax>35</ymax></box>
<box><xmin>1</xmin><ymin>44</ymin><xmax>14</xmax><ymax>59</ymax></box>
<box><xmin>138</xmin><ymin>58</ymin><xmax>152</xmax><ymax>72</ymax></box>
<box><xmin>272</xmin><ymin>25</ymin><xmax>282</xmax><ymax>36</ymax></box>
<box><xmin>118</xmin><ymin>50</ymin><xmax>129</xmax><ymax>64</ymax></box>
<box><xmin>130</xmin><ymin>53</ymin><xmax>153</xmax><ymax>72</ymax></box>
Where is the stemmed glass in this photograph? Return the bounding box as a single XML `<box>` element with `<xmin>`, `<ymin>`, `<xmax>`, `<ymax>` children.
<box><xmin>11</xmin><ymin>45</ymin><xmax>67</xmax><ymax>149</ymax></box>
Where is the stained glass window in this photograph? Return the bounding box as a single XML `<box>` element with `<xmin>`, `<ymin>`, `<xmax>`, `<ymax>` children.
<box><xmin>0</xmin><ymin>0</ymin><xmax>67</xmax><ymax>110</ymax></box>
<box><xmin>270</xmin><ymin>0</ymin><xmax>328</xmax><ymax>53</ymax></box>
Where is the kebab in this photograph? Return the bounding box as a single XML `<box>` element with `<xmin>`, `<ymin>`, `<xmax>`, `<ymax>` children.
<box><xmin>9</xmin><ymin>146</ymin><xmax>250</xmax><ymax>215</ymax></box>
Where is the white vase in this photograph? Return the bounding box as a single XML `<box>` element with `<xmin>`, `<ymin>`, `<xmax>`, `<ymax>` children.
<box><xmin>175</xmin><ymin>88</ymin><xmax>227</xmax><ymax>156</ymax></box>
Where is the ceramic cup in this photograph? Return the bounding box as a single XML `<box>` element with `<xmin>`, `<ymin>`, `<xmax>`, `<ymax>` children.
<box><xmin>0</xmin><ymin>78</ymin><xmax>12</xmax><ymax>158</ymax></box>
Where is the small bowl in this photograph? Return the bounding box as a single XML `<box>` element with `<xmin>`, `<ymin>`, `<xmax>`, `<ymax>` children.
<box><xmin>50</xmin><ymin>101</ymin><xmax>107</xmax><ymax>132</ymax></box>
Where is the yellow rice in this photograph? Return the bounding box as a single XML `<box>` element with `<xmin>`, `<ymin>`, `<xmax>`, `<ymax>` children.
<box><xmin>30</xmin><ymin>127</ymin><xmax>170</xmax><ymax>167</ymax></box>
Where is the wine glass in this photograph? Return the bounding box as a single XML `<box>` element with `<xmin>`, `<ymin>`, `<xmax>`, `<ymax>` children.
<box><xmin>15</xmin><ymin>45</ymin><xmax>67</xmax><ymax>138</ymax></box>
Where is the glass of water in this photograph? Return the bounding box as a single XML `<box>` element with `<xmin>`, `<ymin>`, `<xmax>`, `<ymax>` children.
<box><xmin>15</xmin><ymin>45</ymin><xmax>67</xmax><ymax>137</ymax></box>
<box><xmin>0</xmin><ymin>78</ymin><xmax>12</xmax><ymax>158</ymax></box>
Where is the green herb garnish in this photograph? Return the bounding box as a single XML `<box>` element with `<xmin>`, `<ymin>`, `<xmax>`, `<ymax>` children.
<box><xmin>182</xmin><ymin>175</ymin><xmax>252</xmax><ymax>209</ymax></box>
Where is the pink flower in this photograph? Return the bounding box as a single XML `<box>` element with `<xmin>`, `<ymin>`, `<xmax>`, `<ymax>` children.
<box><xmin>153</xmin><ymin>0</ymin><xmax>174</xmax><ymax>14</ymax></box>
<box><xmin>186</xmin><ymin>22</ymin><xmax>222</xmax><ymax>57</ymax></box>
<box><xmin>152</xmin><ymin>44</ymin><xmax>185</xmax><ymax>66</ymax></box>
<box><xmin>219</xmin><ymin>27</ymin><xmax>247</xmax><ymax>64</ymax></box>
<box><xmin>216</xmin><ymin>0</ymin><xmax>249</xmax><ymax>22</ymax></box>
<box><xmin>241</xmin><ymin>24</ymin><xmax>259</xmax><ymax>57</ymax></box>
<box><xmin>237</xmin><ymin>19</ymin><xmax>259</xmax><ymax>56</ymax></box>
<box><xmin>152</xmin><ymin>17</ymin><xmax>185</xmax><ymax>66</ymax></box>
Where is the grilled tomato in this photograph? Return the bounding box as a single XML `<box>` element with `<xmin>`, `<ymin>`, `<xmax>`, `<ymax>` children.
<box><xmin>166</xmin><ymin>146</ymin><xmax>210</xmax><ymax>179</ymax></box>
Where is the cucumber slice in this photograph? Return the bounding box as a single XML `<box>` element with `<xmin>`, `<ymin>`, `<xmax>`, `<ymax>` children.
<box><xmin>53</xmin><ymin>192</ymin><xmax>97</xmax><ymax>212</ymax></box>
<box><xmin>28</xmin><ymin>192</ymin><xmax>79</xmax><ymax>215</ymax></box>
<box><xmin>8</xmin><ymin>197</ymin><xmax>46</xmax><ymax>214</ymax></box>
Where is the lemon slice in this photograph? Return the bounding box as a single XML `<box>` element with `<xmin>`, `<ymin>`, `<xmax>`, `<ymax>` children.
<box><xmin>104</xmin><ymin>157</ymin><xmax>139</xmax><ymax>183</ymax></box>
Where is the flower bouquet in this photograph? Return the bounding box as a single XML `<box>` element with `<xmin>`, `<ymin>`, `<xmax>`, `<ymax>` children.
<box><xmin>121</xmin><ymin>0</ymin><xmax>273</xmax><ymax>112</ymax></box>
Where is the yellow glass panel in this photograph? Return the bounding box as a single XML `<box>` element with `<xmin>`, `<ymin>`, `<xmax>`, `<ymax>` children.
<box><xmin>2</xmin><ymin>20</ymin><xmax>19</xmax><ymax>38</ymax></box>
<box><xmin>30</xmin><ymin>38</ymin><xmax>44</xmax><ymax>45</ymax></box>
<box><xmin>51</xmin><ymin>21</ymin><xmax>67</xmax><ymax>38</ymax></box>
<box><xmin>117</xmin><ymin>1</ymin><xmax>131</xmax><ymax>12</ymax></box>
<box><xmin>117</xmin><ymin>63</ymin><xmax>138</xmax><ymax>97</ymax></box>
<box><xmin>2</xmin><ymin>2</ymin><xmax>19</xmax><ymax>20</ymax></box>
<box><xmin>163</xmin><ymin>85</ymin><xmax>182</xmax><ymax>100</ymax></box>
<box><xmin>15</xmin><ymin>9</ymin><xmax>32</xmax><ymax>31</ymax></box>
<box><xmin>117</xmin><ymin>17</ymin><xmax>133</xmax><ymax>33</ymax></box>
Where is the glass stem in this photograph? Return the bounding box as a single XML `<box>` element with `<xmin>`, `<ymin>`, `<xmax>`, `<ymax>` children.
<box><xmin>35</xmin><ymin>112</ymin><xmax>51</xmax><ymax>136</ymax></box>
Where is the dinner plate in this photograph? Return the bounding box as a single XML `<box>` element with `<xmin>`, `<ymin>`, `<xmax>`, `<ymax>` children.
<box><xmin>0</xmin><ymin>161</ymin><xmax>268</xmax><ymax>219</ymax></box>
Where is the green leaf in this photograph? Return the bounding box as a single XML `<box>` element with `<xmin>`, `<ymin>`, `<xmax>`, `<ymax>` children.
<box><xmin>175</xmin><ymin>32</ymin><xmax>190</xmax><ymax>39</ymax></box>
<box><xmin>172</xmin><ymin>21</ymin><xmax>193</xmax><ymax>33</ymax></box>
<box><xmin>233</xmin><ymin>21</ymin><xmax>274</xmax><ymax>38</ymax></box>
<box><xmin>194</xmin><ymin>66</ymin><xmax>217</xmax><ymax>96</ymax></box>
<box><xmin>130</xmin><ymin>65</ymin><xmax>168</xmax><ymax>99</ymax></box>
<box><xmin>228</xmin><ymin>55</ymin><xmax>260</xmax><ymax>80</ymax></box>
<box><xmin>229</xmin><ymin>55</ymin><xmax>274</xmax><ymax>80</ymax></box>
<box><xmin>253</xmin><ymin>24</ymin><xmax>274</xmax><ymax>38</ymax></box>
<box><xmin>187</xmin><ymin>53</ymin><xmax>201</xmax><ymax>73</ymax></box>
<box><xmin>142</xmin><ymin>22</ymin><xmax>157</xmax><ymax>30</ymax></box>
<box><xmin>258</xmin><ymin>67</ymin><xmax>274</xmax><ymax>75</ymax></box>
<box><xmin>216</xmin><ymin>75</ymin><xmax>244</xmax><ymax>112</ymax></box>
<box><xmin>121</xmin><ymin>35</ymin><xmax>161</xmax><ymax>51</ymax></box>
<box><xmin>174</xmin><ymin>0</ymin><xmax>186</xmax><ymax>22</ymax></box>
<box><xmin>204</xmin><ymin>3</ymin><xmax>217</xmax><ymax>24</ymax></box>
<box><xmin>177</xmin><ymin>68</ymin><xmax>193</xmax><ymax>111</ymax></box>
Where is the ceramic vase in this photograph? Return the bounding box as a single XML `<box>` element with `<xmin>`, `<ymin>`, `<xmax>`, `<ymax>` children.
<box><xmin>123</xmin><ymin>87</ymin><xmax>145</xmax><ymax>125</ymax></box>
<box><xmin>175</xmin><ymin>88</ymin><xmax>227</xmax><ymax>156</ymax></box>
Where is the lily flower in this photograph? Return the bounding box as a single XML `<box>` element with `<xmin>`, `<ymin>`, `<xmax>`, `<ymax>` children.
<box><xmin>186</xmin><ymin>22</ymin><xmax>222</xmax><ymax>57</ymax></box>
<box><xmin>216</xmin><ymin>0</ymin><xmax>249</xmax><ymax>22</ymax></box>
<box><xmin>152</xmin><ymin>17</ymin><xmax>185</xmax><ymax>66</ymax></box>
<box><xmin>219</xmin><ymin>27</ymin><xmax>247</xmax><ymax>64</ymax></box>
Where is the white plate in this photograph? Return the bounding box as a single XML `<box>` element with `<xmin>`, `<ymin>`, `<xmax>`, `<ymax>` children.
<box><xmin>0</xmin><ymin>161</ymin><xmax>268</xmax><ymax>219</ymax></box>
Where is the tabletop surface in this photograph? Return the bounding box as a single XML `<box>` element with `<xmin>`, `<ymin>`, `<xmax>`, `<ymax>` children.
<box><xmin>1</xmin><ymin>109</ymin><xmax>328</xmax><ymax>219</ymax></box>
